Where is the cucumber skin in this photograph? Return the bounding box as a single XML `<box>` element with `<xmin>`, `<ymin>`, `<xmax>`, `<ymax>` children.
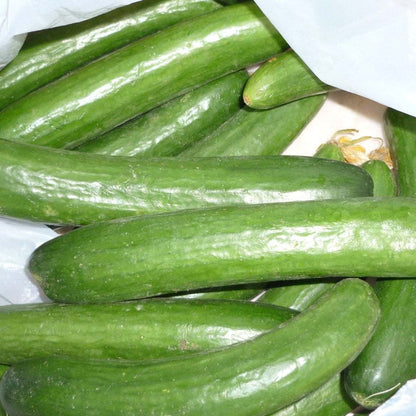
<box><xmin>0</xmin><ymin>2</ymin><xmax>288</xmax><ymax>148</ymax></box>
<box><xmin>361</xmin><ymin>160</ymin><xmax>396</xmax><ymax>197</ymax></box>
<box><xmin>180</xmin><ymin>95</ymin><xmax>326</xmax><ymax>157</ymax></box>
<box><xmin>0</xmin><ymin>0</ymin><xmax>222</xmax><ymax>110</ymax></box>
<box><xmin>0</xmin><ymin>139</ymin><xmax>373</xmax><ymax>225</ymax></box>
<box><xmin>0</xmin><ymin>279</ymin><xmax>380</xmax><ymax>416</ymax></box>
<box><xmin>344</xmin><ymin>108</ymin><xmax>416</xmax><ymax>409</ymax></box>
<box><xmin>0</xmin><ymin>299</ymin><xmax>295</xmax><ymax>364</ymax></box>
<box><xmin>75</xmin><ymin>71</ymin><xmax>248</xmax><ymax>156</ymax></box>
<box><xmin>314</xmin><ymin>143</ymin><xmax>345</xmax><ymax>162</ymax></box>
<box><xmin>29</xmin><ymin>197</ymin><xmax>416</xmax><ymax>304</ymax></box>
<box><xmin>243</xmin><ymin>49</ymin><xmax>335</xmax><ymax>110</ymax></box>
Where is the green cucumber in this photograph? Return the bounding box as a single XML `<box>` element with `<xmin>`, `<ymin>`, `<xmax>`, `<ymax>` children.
<box><xmin>0</xmin><ymin>279</ymin><xmax>380</xmax><ymax>416</ymax></box>
<box><xmin>361</xmin><ymin>160</ymin><xmax>396</xmax><ymax>197</ymax></box>
<box><xmin>179</xmin><ymin>95</ymin><xmax>326</xmax><ymax>157</ymax></box>
<box><xmin>0</xmin><ymin>2</ymin><xmax>288</xmax><ymax>148</ymax></box>
<box><xmin>75</xmin><ymin>71</ymin><xmax>248</xmax><ymax>156</ymax></box>
<box><xmin>344</xmin><ymin>108</ymin><xmax>416</xmax><ymax>409</ymax></box>
<box><xmin>0</xmin><ymin>0</ymin><xmax>222</xmax><ymax>111</ymax></box>
<box><xmin>256</xmin><ymin>279</ymin><xmax>336</xmax><ymax>311</ymax></box>
<box><xmin>0</xmin><ymin>139</ymin><xmax>373</xmax><ymax>225</ymax></box>
<box><xmin>173</xmin><ymin>285</ymin><xmax>262</xmax><ymax>300</ymax></box>
<box><xmin>270</xmin><ymin>374</ymin><xmax>357</xmax><ymax>416</ymax></box>
<box><xmin>314</xmin><ymin>143</ymin><xmax>345</xmax><ymax>162</ymax></box>
<box><xmin>243</xmin><ymin>49</ymin><xmax>335</xmax><ymax>110</ymax></box>
<box><xmin>29</xmin><ymin>197</ymin><xmax>416</xmax><ymax>304</ymax></box>
<box><xmin>0</xmin><ymin>299</ymin><xmax>296</xmax><ymax>364</ymax></box>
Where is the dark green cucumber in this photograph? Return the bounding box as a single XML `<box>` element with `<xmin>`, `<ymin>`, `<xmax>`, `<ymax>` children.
<box><xmin>361</xmin><ymin>160</ymin><xmax>396</xmax><ymax>197</ymax></box>
<box><xmin>315</xmin><ymin>143</ymin><xmax>345</xmax><ymax>161</ymax></box>
<box><xmin>270</xmin><ymin>374</ymin><xmax>357</xmax><ymax>416</ymax></box>
<box><xmin>29</xmin><ymin>197</ymin><xmax>416</xmax><ymax>304</ymax></box>
<box><xmin>256</xmin><ymin>279</ymin><xmax>336</xmax><ymax>311</ymax></box>
<box><xmin>0</xmin><ymin>139</ymin><xmax>373</xmax><ymax>225</ymax></box>
<box><xmin>243</xmin><ymin>49</ymin><xmax>335</xmax><ymax>110</ymax></box>
<box><xmin>344</xmin><ymin>108</ymin><xmax>416</xmax><ymax>409</ymax></box>
<box><xmin>0</xmin><ymin>279</ymin><xmax>380</xmax><ymax>416</ymax></box>
<box><xmin>0</xmin><ymin>299</ymin><xmax>296</xmax><ymax>364</ymax></box>
<box><xmin>179</xmin><ymin>95</ymin><xmax>326</xmax><ymax>157</ymax></box>
<box><xmin>75</xmin><ymin>71</ymin><xmax>248</xmax><ymax>156</ymax></box>
<box><xmin>0</xmin><ymin>0</ymin><xmax>221</xmax><ymax>111</ymax></box>
<box><xmin>0</xmin><ymin>2</ymin><xmax>288</xmax><ymax>148</ymax></box>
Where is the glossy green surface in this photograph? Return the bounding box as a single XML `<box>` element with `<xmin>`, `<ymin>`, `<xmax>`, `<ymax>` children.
<box><xmin>344</xmin><ymin>108</ymin><xmax>416</xmax><ymax>409</ymax></box>
<box><xmin>76</xmin><ymin>71</ymin><xmax>248</xmax><ymax>156</ymax></box>
<box><xmin>0</xmin><ymin>0</ymin><xmax>221</xmax><ymax>110</ymax></box>
<box><xmin>0</xmin><ymin>279</ymin><xmax>379</xmax><ymax>416</ymax></box>
<box><xmin>28</xmin><ymin>197</ymin><xmax>416</xmax><ymax>304</ymax></box>
<box><xmin>0</xmin><ymin>299</ymin><xmax>295</xmax><ymax>364</ymax></box>
<box><xmin>0</xmin><ymin>2</ymin><xmax>287</xmax><ymax>148</ymax></box>
<box><xmin>314</xmin><ymin>143</ymin><xmax>345</xmax><ymax>161</ymax></box>
<box><xmin>243</xmin><ymin>49</ymin><xmax>335</xmax><ymax>110</ymax></box>
<box><xmin>180</xmin><ymin>95</ymin><xmax>326</xmax><ymax>156</ymax></box>
<box><xmin>0</xmin><ymin>139</ymin><xmax>373</xmax><ymax>225</ymax></box>
<box><xmin>270</xmin><ymin>374</ymin><xmax>357</xmax><ymax>416</ymax></box>
<box><xmin>361</xmin><ymin>160</ymin><xmax>396</xmax><ymax>197</ymax></box>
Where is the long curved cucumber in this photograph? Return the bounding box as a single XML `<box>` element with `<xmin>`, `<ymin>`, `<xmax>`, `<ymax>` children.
<box><xmin>28</xmin><ymin>197</ymin><xmax>416</xmax><ymax>304</ymax></box>
<box><xmin>0</xmin><ymin>299</ymin><xmax>296</xmax><ymax>364</ymax></box>
<box><xmin>0</xmin><ymin>139</ymin><xmax>373</xmax><ymax>225</ymax></box>
<box><xmin>0</xmin><ymin>0</ymin><xmax>221</xmax><ymax>111</ymax></box>
<box><xmin>344</xmin><ymin>108</ymin><xmax>416</xmax><ymax>409</ymax></box>
<box><xmin>270</xmin><ymin>374</ymin><xmax>357</xmax><ymax>416</ymax></box>
<box><xmin>243</xmin><ymin>49</ymin><xmax>335</xmax><ymax>109</ymax></box>
<box><xmin>0</xmin><ymin>279</ymin><xmax>380</xmax><ymax>416</ymax></box>
<box><xmin>0</xmin><ymin>2</ymin><xmax>288</xmax><ymax>148</ymax></box>
<box><xmin>361</xmin><ymin>159</ymin><xmax>396</xmax><ymax>197</ymax></box>
<box><xmin>179</xmin><ymin>94</ymin><xmax>326</xmax><ymax>157</ymax></box>
<box><xmin>75</xmin><ymin>71</ymin><xmax>248</xmax><ymax>156</ymax></box>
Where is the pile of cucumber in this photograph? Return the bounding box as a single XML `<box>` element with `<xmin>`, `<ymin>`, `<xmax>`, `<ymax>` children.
<box><xmin>0</xmin><ymin>1</ymin><xmax>414</xmax><ymax>415</ymax></box>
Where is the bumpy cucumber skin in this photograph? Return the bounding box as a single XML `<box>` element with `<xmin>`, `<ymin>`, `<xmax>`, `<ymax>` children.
<box><xmin>344</xmin><ymin>108</ymin><xmax>416</xmax><ymax>409</ymax></box>
<box><xmin>0</xmin><ymin>139</ymin><xmax>373</xmax><ymax>225</ymax></box>
<box><xmin>243</xmin><ymin>50</ymin><xmax>335</xmax><ymax>110</ymax></box>
<box><xmin>75</xmin><ymin>71</ymin><xmax>248</xmax><ymax>156</ymax></box>
<box><xmin>361</xmin><ymin>160</ymin><xmax>396</xmax><ymax>197</ymax></box>
<box><xmin>29</xmin><ymin>197</ymin><xmax>416</xmax><ymax>304</ymax></box>
<box><xmin>0</xmin><ymin>2</ymin><xmax>288</xmax><ymax>148</ymax></box>
<box><xmin>180</xmin><ymin>95</ymin><xmax>326</xmax><ymax>157</ymax></box>
<box><xmin>270</xmin><ymin>374</ymin><xmax>357</xmax><ymax>416</ymax></box>
<box><xmin>0</xmin><ymin>299</ymin><xmax>295</xmax><ymax>364</ymax></box>
<box><xmin>0</xmin><ymin>279</ymin><xmax>379</xmax><ymax>416</ymax></box>
<box><xmin>314</xmin><ymin>143</ymin><xmax>345</xmax><ymax>162</ymax></box>
<box><xmin>0</xmin><ymin>0</ymin><xmax>222</xmax><ymax>110</ymax></box>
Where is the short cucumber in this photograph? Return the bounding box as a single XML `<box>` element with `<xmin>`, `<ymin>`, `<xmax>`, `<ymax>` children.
<box><xmin>243</xmin><ymin>49</ymin><xmax>335</xmax><ymax>110</ymax></box>
<box><xmin>344</xmin><ymin>108</ymin><xmax>416</xmax><ymax>409</ymax></box>
<box><xmin>314</xmin><ymin>143</ymin><xmax>345</xmax><ymax>161</ymax></box>
<box><xmin>75</xmin><ymin>71</ymin><xmax>248</xmax><ymax>156</ymax></box>
<box><xmin>0</xmin><ymin>0</ymin><xmax>221</xmax><ymax>110</ymax></box>
<box><xmin>0</xmin><ymin>139</ymin><xmax>373</xmax><ymax>225</ymax></box>
<box><xmin>29</xmin><ymin>197</ymin><xmax>416</xmax><ymax>304</ymax></box>
<box><xmin>0</xmin><ymin>299</ymin><xmax>296</xmax><ymax>364</ymax></box>
<box><xmin>0</xmin><ymin>279</ymin><xmax>380</xmax><ymax>416</ymax></box>
<box><xmin>179</xmin><ymin>94</ymin><xmax>326</xmax><ymax>157</ymax></box>
<box><xmin>270</xmin><ymin>374</ymin><xmax>357</xmax><ymax>416</ymax></box>
<box><xmin>0</xmin><ymin>2</ymin><xmax>288</xmax><ymax>148</ymax></box>
<box><xmin>361</xmin><ymin>159</ymin><xmax>396</xmax><ymax>197</ymax></box>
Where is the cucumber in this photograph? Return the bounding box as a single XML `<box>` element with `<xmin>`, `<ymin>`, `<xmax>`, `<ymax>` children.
<box><xmin>0</xmin><ymin>279</ymin><xmax>380</xmax><ymax>416</ymax></box>
<box><xmin>75</xmin><ymin>71</ymin><xmax>248</xmax><ymax>156</ymax></box>
<box><xmin>179</xmin><ymin>95</ymin><xmax>326</xmax><ymax>157</ymax></box>
<box><xmin>314</xmin><ymin>143</ymin><xmax>345</xmax><ymax>162</ymax></box>
<box><xmin>0</xmin><ymin>2</ymin><xmax>288</xmax><ymax>148</ymax></box>
<box><xmin>344</xmin><ymin>108</ymin><xmax>416</xmax><ymax>409</ymax></box>
<box><xmin>361</xmin><ymin>159</ymin><xmax>396</xmax><ymax>197</ymax></box>
<box><xmin>29</xmin><ymin>197</ymin><xmax>416</xmax><ymax>304</ymax></box>
<box><xmin>270</xmin><ymin>374</ymin><xmax>357</xmax><ymax>416</ymax></box>
<box><xmin>0</xmin><ymin>139</ymin><xmax>373</xmax><ymax>225</ymax></box>
<box><xmin>0</xmin><ymin>299</ymin><xmax>296</xmax><ymax>364</ymax></box>
<box><xmin>0</xmin><ymin>0</ymin><xmax>222</xmax><ymax>111</ymax></box>
<box><xmin>243</xmin><ymin>49</ymin><xmax>335</xmax><ymax>110</ymax></box>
